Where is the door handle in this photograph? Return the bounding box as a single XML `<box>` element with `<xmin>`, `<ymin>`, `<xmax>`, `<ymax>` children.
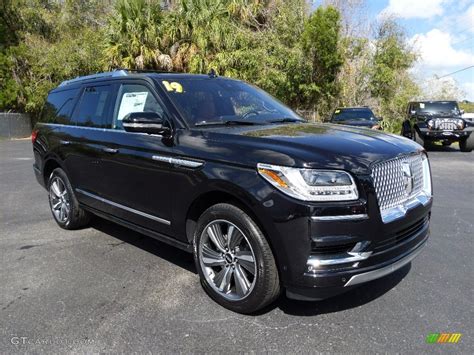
<box><xmin>102</xmin><ymin>147</ymin><xmax>119</xmax><ymax>154</ymax></box>
<box><xmin>59</xmin><ymin>140</ymin><xmax>71</xmax><ymax>145</ymax></box>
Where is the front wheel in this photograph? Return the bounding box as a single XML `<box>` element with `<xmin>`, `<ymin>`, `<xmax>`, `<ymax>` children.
<box><xmin>414</xmin><ymin>129</ymin><xmax>432</xmax><ymax>150</ymax></box>
<box><xmin>460</xmin><ymin>135</ymin><xmax>473</xmax><ymax>152</ymax></box>
<box><xmin>193</xmin><ymin>203</ymin><xmax>280</xmax><ymax>314</ymax></box>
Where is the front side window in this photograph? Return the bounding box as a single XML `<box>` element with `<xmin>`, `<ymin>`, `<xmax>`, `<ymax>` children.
<box><xmin>72</xmin><ymin>85</ymin><xmax>112</xmax><ymax>128</ymax></box>
<box><xmin>157</xmin><ymin>78</ymin><xmax>301</xmax><ymax>126</ymax></box>
<box><xmin>112</xmin><ymin>84</ymin><xmax>164</xmax><ymax>129</ymax></box>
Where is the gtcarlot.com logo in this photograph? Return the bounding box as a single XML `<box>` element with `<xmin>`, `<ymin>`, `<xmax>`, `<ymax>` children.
<box><xmin>426</xmin><ymin>333</ymin><xmax>462</xmax><ymax>344</ymax></box>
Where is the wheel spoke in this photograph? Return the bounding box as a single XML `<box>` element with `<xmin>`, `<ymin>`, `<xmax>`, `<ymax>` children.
<box><xmin>234</xmin><ymin>264</ymin><xmax>250</xmax><ymax>296</ymax></box>
<box><xmin>207</xmin><ymin>223</ymin><xmax>227</xmax><ymax>252</ymax></box>
<box><xmin>52</xmin><ymin>201</ymin><xmax>62</xmax><ymax>210</ymax></box>
<box><xmin>235</xmin><ymin>250</ymin><xmax>255</xmax><ymax>275</ymax></box>
<box><xmin>214</xmin><ymin>266</ymin><xmax>233</xmax><ymax>292</ymax></box>
<box><xmin>227</xmin><ymin>225</ymin><xmax>243</xmax><ymax>250</ymax></box>
<box><xmin>59</xmin><ymin>205</ymin><xmax>65</xmax><ymax>221</ymax></box>
<box><xmin>51</xmin><ymin>181</ymin><xmax>62</xmax><ymax>197</ymax></box>
<box><xmin>202</xmin><ymin>244</ymin><xmax>225</xmax><ymax>267</ymax></box>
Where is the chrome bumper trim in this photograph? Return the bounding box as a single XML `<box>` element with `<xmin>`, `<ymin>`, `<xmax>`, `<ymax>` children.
<box><xmin>344</xmin><ymin>242</ymin><xmax>426</xmax><ymax>287</ymax></box>
<box><xmin>381</xmin><ymin>193</ymin><xmax>431</xmax><ymax>224</ymax></box>
<box><xmin>76</xmin><ymin>189</ymin><xmax>171</xmax><ymax>225</ymax></box>
<box><xmin>311</xmin><ymin>214</ymin><xmax>368</xmax><ymax>221</ymax></box>
<box><xmin>307</xmin><ymin>241</ymin><xmax>372</xmax><ymax>269</ymax></box>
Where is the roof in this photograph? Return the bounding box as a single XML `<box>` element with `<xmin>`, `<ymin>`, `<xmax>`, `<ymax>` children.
<box><xmin>57</xmin><ymin>70</ymin><xmax>223</xmax><ymax>88</ymax></box>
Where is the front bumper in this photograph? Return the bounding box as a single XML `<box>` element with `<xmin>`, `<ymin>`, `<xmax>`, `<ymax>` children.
<box><xmin>419</xmin><ymin>128</ymin><xmax>472</xmax><ymax>141</ymax></box>
<box><xmin>251</xmin><ymin>172</ymin><xmax>432</xmax><ymax>301</ymax></box>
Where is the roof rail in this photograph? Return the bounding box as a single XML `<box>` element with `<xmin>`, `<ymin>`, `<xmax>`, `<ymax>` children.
<box><xmin>58</xmin><ymin>70</ymin><xmax>128</xmax><ymax>87</ymax></box>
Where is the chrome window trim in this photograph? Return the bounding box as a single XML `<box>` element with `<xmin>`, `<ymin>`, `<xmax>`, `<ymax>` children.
<box><xmin>76</xmin><ymin>189</ymin><xmax>171</xmax><ymax>225</ymax></box>
<box><xmin>152</xmin><ymin>155</ymin><xmax>203</xmax><ymax>168</ymax></box>
<box><xmin>311</xmin><ymin>214</ymin><xmax>368</xmax><ymax>221</ymax></box>
<box><xmin>122</xmin><ymin>122</ymin><xmax>164</xmax><ymax>129</ymax></box>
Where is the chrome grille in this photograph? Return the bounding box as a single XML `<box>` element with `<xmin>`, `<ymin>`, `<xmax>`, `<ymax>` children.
<box><xmin>371</xmin><ymin>154</ymin><xmax>424</xmax><ymax>212</ymax></box>
<box><xmin>435</xmin><ymin>119</ymin><xmax>457</xmax><ymax>130</ymax></box>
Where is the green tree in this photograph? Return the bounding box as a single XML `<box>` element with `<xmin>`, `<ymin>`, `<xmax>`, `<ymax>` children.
<box><xmin>104</xmin><ymin>0</ymin><xmax>167</xmax><ymax>70</ymax></box>
<box><xmin>370</xmin><ymin>18</ymin><xmax>419</xmax><ymax>132</ymax></box>
<box><xmin>301</xmin><ymin>5</ymin><xmax>344</xmax><ymax>115</ymax></box>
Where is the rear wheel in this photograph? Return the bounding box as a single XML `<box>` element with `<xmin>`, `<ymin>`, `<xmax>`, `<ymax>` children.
<box><xmin>48</xmin><ymin>168</ymin><xmax>90</xmax><ymax>229</ymax></box>
<box><xmin>460</xmin><ymin>136</ymin><xmax>473</xmax><ymax>152</ymax></box>
<box><xmin>193</xmin><ymin>203</ymin><xmax>280</xmax><ymax>314</ymax></box>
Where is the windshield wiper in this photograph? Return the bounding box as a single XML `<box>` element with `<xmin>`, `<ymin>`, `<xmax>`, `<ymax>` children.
<box><xmin>268</xmin><ymin>118</ymin><xmax>303</xmax><ymax>124</ymax></box>
<box><xmin>194</xmin><ymin>120</ymin><xmax>261</xmax><ymax>127</ymax></box>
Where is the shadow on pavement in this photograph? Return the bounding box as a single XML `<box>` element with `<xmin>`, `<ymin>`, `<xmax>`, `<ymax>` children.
<box><xmin>90</xmin><ymin>216</ymin><xmax>411</xmax><ymax>316</ymax></box>
<box><xmin>90</xmin><ymin>217</ymin><xmax>197</xmax><ymax>274</ymax></box>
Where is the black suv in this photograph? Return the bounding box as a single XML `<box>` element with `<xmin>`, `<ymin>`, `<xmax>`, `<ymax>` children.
<box><xmin>330</xmin><ymin>107</ymin><xmax>382</xmax><ymax>129</ymax></box>
<box><xmin>401</xmin><ymin>100</ymin><xmax>473</xmax><ymax>152</ymax></box>
<box><xmin>32</xmin><ymin>70</ymin><xmax>432</xmax><ymax>313</ymax></box>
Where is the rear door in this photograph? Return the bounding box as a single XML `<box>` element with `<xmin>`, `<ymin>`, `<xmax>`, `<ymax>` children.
<box><xmin>63</xmin><ymin>83</ymin><xmax>116</xmax><ymax>198</ymax></box>
<box><xmin>89</xmin><ymin>80</ymin><xmax>177</xmax><ymax>235</ymax></box>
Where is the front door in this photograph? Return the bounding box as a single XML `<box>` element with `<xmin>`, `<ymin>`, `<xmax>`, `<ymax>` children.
<box><xmin>93</xmin><ymin>81</ymin><xmax>176</xmax><ymax>236</ymax></box>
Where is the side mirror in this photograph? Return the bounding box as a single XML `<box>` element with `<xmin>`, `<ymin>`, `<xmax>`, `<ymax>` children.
<box><xmin>460</xmin><ymin>109</ymin><xmax>465</xmax><ymax>115</ymax></box>
<box><xmin>122</xmin><ymin>112</ymin><xmax>171</xmax><ymax>136</ymax></box>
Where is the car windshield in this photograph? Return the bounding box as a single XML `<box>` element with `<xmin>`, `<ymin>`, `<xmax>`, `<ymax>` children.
<box><xmin>332</xmin><ymin>108</ymin><xmax>376</xmax><ymax>121</ymax></box>
<box><xmin>413</xmin><ymin>102</ymin><xmax>460</xmax><ymax>115</ymax></box>
<box><xmin>156</xmin><ymin>77</ymin><xmax>302</xmax><ymax>126</ymax></box>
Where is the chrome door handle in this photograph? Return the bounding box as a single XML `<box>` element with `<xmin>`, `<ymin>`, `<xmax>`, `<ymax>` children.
<box><xmin>102</xmin><ymin>147</ymin><xmax>119</xmax><ymax>154</ymax></box>
<box><xmin>59</xmin><ymin>140</ymin><xmax>71</xmax><ymax>145</ymax></box>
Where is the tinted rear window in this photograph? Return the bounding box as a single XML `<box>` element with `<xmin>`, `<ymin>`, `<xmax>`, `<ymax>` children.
<box><xmin>40</xmin><ymin>88</ymin><xmax>79</xmax><ymax>124</ymax></box>
<box><xmin>72</xmin><ymin>85</ymin><xmax>112</xmax><ymax>128</ymax></box>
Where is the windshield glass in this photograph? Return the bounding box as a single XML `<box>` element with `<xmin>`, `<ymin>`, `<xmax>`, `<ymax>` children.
<box><xmin>156</xmin><ymin>77</ymin><xmax>302</xmax><ymax>126</ymax></box>
<box><xmin>332</xmin><ymin>108</ymin><xmax>376</xmax><ymax>121</ymax></box>
<box><xmin>413</xmin><ymin>102</ymin><xmax>460</xmax><ymax>115</ymax></box>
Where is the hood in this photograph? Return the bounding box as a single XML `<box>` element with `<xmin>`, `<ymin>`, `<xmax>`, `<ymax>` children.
<box><xmin>415</xmin><ymin>112</ymin><xmax>462</xmax><ymax>120</ymax></box>
<box><xmin>178</xmin><ymin>123</ymin><xmax>423</xmax><ymax>175</ymax></box>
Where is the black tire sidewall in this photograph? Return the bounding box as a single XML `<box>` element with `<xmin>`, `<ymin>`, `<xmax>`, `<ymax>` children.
<box><xmin>193</xmin><ymin>204</ymin><xmax>279</xmax><ymax>313</ymax></box>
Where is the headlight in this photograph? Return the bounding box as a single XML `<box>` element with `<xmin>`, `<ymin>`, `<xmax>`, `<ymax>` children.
<box><xmin>456</xmin><ymin>119</ymin><xmax>464</xmax><ymax>130</ymax></box>
<box><xmin>421</xmin><ymin>153</ymin><xmax>432</xmax><ymax>196</ymax></box>
<box><xmin>427</xmin><ymin>119</ymin><xmax>435</xmax><ymax>129</ymax></box>
<box><xmin>257</xmin><ymin>163</ymin><xmax>359</xmax><ymax>201</ymax></box>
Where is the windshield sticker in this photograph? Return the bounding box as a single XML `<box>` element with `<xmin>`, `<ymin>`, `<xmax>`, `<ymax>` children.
<box><xmin>334</xmin><ymin>109</ymin><xmax>341</xmax><ymax>114</ymax></box>
<box><xmin>117</xmin><ymin>92</ymin><xmax>148</xmax><ymax>120</ymax></box>
<box><xmin>162</xmin><ymin>81</ymin><xmax>183</xmax><ymax>93</ymax></box>
<box><xmin>419</xmin><ymin>103</ymin><xmax>425</xmax><ymax>109</ymax></box>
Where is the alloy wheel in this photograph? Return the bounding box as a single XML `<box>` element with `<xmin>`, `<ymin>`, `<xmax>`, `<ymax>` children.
<box><xmin>198</xmin><ymin>219</ymin><xmax>257</xmax><ymax>301</ymax></box>
<box><xmin>49</xmin><ymin>176</ymin><xmax>71</xmax><ymax>224</ymax></box>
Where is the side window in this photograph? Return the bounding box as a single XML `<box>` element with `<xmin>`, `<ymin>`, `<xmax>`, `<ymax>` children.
<box><xmin>72</xmin><ymin>85</ymin><xmax>112</xmax><ymax>128</ymax></box>
<box><xmin>112</xmin><ymin>84</ymin><xmax>164</xmax><ymax>129</ymax></box>
<box><xmin>40</xmin><ymin>88</ymin><xmax>79</xmax><ymax>124</ymax></box>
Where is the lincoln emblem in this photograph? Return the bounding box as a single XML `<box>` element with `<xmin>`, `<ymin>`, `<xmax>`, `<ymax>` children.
<box><xmin>401</xmin><ymin>162</ymin><xmax>414</xmax><ymax>195</ymax></box>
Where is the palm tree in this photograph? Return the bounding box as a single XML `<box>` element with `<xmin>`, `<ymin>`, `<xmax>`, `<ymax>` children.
<box><xmin>104</xmin><ymin>0</ymin><xmax>171</xmax><ymax>70</ymax></box>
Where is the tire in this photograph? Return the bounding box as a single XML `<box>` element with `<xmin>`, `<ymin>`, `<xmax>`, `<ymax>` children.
<box><xmin>414</xmin><ymin>129</ymin><xmax>432</xmax><ymax>150</ymax></box>
<box><xmin>48</xmin><ymin>168</ymin><xmax>91</xmax><ymax>229</ymax></box>
<box><xmin>459</xmin><ymin>135</ymin><xmax>473</xmax><ymax>152</ymax></box>
<box><xmin>193</xmin><ymin>203</ymin><xmax>280</xmax><ymax>314</ymax></box>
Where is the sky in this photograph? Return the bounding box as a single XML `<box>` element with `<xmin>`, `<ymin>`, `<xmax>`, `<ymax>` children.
<box><xmin>316</xmin><ymin>0</ymin><xmax>474</xmax><ymax>100</ymax></box>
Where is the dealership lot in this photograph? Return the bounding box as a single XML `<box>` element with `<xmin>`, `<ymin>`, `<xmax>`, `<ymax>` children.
<box><xmin>0</xmin><ymin>139</ymin><xmax>472</xmax><ymax>353</ymax></box>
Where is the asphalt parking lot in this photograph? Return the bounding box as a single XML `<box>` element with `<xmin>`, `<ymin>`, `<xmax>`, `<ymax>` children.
<box><xmin>0</xmin><ymin>139</ymin><xmax>473</xmax><ymax>353</ymax></box>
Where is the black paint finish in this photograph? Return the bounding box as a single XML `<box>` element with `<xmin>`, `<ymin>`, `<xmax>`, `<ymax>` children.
<box><xmin>32</xmin><ymin>72</ymin><xmax>431</xmax><ymax>300</ymax></box>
